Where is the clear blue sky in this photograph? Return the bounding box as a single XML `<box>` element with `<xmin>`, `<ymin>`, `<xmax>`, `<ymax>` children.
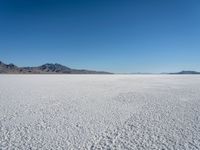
<box><xmin>0</xmin><ymin>0</ymin><xmax>200</xmax><ymax>73</ymax></box>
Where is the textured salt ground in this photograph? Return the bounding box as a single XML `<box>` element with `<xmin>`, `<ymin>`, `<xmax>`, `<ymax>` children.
<box><xmin>0</xmin><ymin>75</ymin><xmax>200</xmax><ymax>150</ymax></box>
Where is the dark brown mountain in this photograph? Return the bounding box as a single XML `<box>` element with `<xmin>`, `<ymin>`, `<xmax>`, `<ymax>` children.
<box><xmin>0</xmin><ymin>61</ymin><xmax>112</xmax><ymax>74</ymax></box>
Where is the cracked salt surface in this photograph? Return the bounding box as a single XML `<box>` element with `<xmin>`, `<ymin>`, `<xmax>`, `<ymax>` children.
<box><xmin>0</xmin><ymin>75</ymin><xmax>200</xmax><ymax>149</ymax></box>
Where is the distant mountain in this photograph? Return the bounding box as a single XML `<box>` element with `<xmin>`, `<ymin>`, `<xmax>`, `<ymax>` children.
<box><xmin>0</xmin><ymin>61</ymin><xmax>112</xmax><ymax>74</ymax></box>
<box><xmin>170</xmin><ymin>71</ymin><xmax>200</xmax><ymax>74</ymax></box>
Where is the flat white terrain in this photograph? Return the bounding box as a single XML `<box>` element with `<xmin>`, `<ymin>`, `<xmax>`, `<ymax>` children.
<box><xmin>0</xmin><ymin>75</ymin><xmax>200</xmax><ymax>150</ymax></box>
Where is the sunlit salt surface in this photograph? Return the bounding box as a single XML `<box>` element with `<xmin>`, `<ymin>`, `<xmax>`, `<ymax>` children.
<box><xmin>0</xmin><ymin>75</ymin><xmax>200</xmax><ymax>149</ymax></box>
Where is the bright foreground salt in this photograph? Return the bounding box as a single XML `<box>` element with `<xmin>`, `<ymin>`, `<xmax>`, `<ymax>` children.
<box><xmin>0</xmin><ymin>75</ymin><xmax>200</xmax><ymax>149</ymax></box>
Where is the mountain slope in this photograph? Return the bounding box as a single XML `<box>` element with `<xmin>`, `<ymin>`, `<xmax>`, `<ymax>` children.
<box><xmin>0</xmin><ymin>61</ymin><xmax>21</xmax><ymax>73</ymax></box>
<box><xmin>0</xmin><ymin>61</ymin><xmax>112</xmax><ymax>74</ymax></box>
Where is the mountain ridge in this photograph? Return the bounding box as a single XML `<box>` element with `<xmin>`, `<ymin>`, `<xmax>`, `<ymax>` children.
<box><xmin>169</xmin><ymin>70</ymin><xmax>200</xmax><ymax>74</ymax></box>
<box><xmin>0</xmin><ymin>61</ymin><xmax>112</xmax><ymax>74</ymax></box>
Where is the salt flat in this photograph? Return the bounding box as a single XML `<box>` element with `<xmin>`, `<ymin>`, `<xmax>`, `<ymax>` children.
<box><xmin>0</xmin><ymin>75</ymin><xmax>200</xmax><ymax>150</ymax></box>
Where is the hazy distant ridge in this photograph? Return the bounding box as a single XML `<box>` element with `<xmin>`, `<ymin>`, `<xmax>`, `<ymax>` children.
<box><xmin>0</xmin><ymin>61</ymin><xmax>112</xmax><ymax>74</ymax></box>
<box><xmin>169</xmin><ymin>71</ymin><xmax>200</xmax><ymax>74</ymax></box>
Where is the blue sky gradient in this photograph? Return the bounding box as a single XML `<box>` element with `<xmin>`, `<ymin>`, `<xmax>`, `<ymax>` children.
<box><xmin>0</xmin><ymin>0</ymin><xmax>200</xmax><ymax>73</ymax></box>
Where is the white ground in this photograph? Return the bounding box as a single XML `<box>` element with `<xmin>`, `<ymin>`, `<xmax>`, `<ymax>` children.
<box><xmin>0</xmin><ymin>75</ymin><xmax>200</xmax><ymax>150</ymax></box>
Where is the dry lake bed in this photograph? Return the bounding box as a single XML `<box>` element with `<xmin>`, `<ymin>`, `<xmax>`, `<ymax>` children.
<box><xmin>0</xmin><ymin>75</ymin><xmax>200</xmax><ymax>149</ymax></box>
